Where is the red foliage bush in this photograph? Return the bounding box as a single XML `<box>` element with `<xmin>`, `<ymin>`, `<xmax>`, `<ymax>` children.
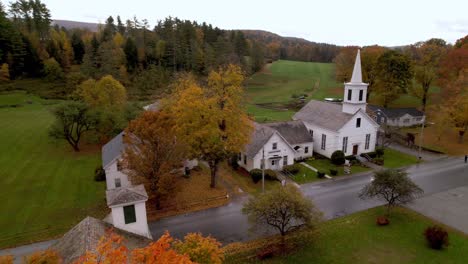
<box><xmin>424</xmin><ymin>225</ymin><xmax>449</xmax><ymax>249</ymax></box>
<box><xmin>256</xmin><ymin>246</ymin><xmax>275</xmax><ymax>260</ymax></box>
<box><xmin>376</xmin><ymin>216</ymin><xmax>390</xmax><ymax>226</ymax></box>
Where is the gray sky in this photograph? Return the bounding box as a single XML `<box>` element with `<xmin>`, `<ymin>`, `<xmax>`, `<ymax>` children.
<box><xmin>14</xmin><ymin>0</ymin><xmax>468</xmax><ymax>46</ymax></box>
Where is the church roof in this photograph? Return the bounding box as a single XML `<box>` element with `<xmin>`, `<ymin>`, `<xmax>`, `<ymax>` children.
<box><xmin>102</xmin><ymin>131</ymin><xmax>125</xmax><ymax>168</ymax></box>
<box><xmin>106</xmin><ymin>184</ymin><xmax>148</xmax><ymax>207</ymax></box>
<box><xmin>244</xmin><ymin>123</ymin><xmax>276</xmax><ymax>158</ymax></box>
<box><xmin>50</xmin><ymin>216</ymin><xmax>151</xmax><ymax>264</ymax></box>
<box><xmin>293</xmin><ymin>100</ymin><xmax>354</xmax><ymax>131</ymax></box>
<box><xmin>368</xmin><ymin>105</ymin><xmax>425</xmax><ymax>119</ymax></box>
<box><xmin>264</xmin><ymin>121</ymin><xmax>313</xmax><ymax>145</ymax></box>
<box><xmin>349</xmin><ymin>49</ymin><xmax>364</xmax><ymax>84</ymax></box>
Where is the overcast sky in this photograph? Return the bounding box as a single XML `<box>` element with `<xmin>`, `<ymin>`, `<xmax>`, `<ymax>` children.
<box><xmin>12</xmin><ymin>0</ymin><xmax>468</xmax><ymax>46</ymax></box>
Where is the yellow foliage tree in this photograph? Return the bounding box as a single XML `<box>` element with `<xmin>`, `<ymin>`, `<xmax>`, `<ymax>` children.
<box><xmin>173</xmin><ymin>233</ymin><xmax>224</xmax><ymax>264</ymax></box>
<box><xmin>170</xmin><ymin>65</ymin><xmax>254</xmax><ymax>188</ymax></box>
<box><xmin>0</xmin><ymin>255</ymin><xmax>13</xmax><ymax>264</ymax></box>
<box><xmin>76</xmin><ymin>75</ymin><xmax>127</xmax><ymax>111</ymax></box>
<box><xmin>0</xmin><ymin>63</ymin><xmax>10</xmax><ymax>82</ymax></box>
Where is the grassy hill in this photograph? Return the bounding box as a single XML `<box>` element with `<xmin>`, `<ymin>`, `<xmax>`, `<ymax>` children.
<box><xmin>245</xmin><ymin>60</ymin><xmax>342</xmax><ymax>122</ymax></box>
<box><xmin>0</xmin><ymin>91</ymin><xmax>106</xmax><ymax>249</ymax></box>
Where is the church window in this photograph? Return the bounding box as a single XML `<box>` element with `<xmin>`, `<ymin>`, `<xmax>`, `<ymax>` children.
<box><xmin>283</xmin><ymin>156</ymin><xmax>288</xmax><ymax>166</ymax></box>
<box><xmin>342</xmin><ymin>137</ymin><xmax>348</xmax><ymax>153</ymax></box>
<box><xmin>359</xmin><ymin>90</ymin><xmax>364</xmax><ymax>101</ymax></box>
<box><xmin>124</xmin><ymin>205</ymin><xmax>136</xmax><ymax>224</ymax></box>
<box><xmin>272</xmin><ymin>142</ymin><xmax>278</xmax><ymax>150</ymax></box>
<box><xmin>321</xmin><ymin>134</ymin><xmax>326</xmax><ymax>150</ymax></box>
<box><xmin>365</xmin><ymin>134</ymin><xmax>371</xmax><ymax>150</ymax></box>
<box><xmin>305</xmin><ymin>146</ymin><xmax>309</xmax><ymax>154</ymax></box>
<box><xmin>115</xmin><ymin>178</ymin><xmax>121</xmax><ymax>188</ymax></box>
<box><xmin>244</xmin><ymin>155</ymin><xmax>247</xmax><ymax>165</ymax></box>
<box><xmin>356</xmin><ymin>118</ymin><xmax>361</xmax><ymax>128</ymax></box>
<box><xmin>347</xmin><ymin>89</ymin><xmax>352</xmax><ymax>100</ymax></box>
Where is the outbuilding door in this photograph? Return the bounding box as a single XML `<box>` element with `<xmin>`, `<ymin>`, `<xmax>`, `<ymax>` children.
<box><xmin>352</xmin><ymin>145</ymin><xmax>359</xmax><ymax>155</ymax></box>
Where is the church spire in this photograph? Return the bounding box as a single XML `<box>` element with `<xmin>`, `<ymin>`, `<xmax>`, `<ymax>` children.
<box><xmin>350</xmin><ymin>49</ymin><xmax>363</xmax><ymax>83</ymax></box>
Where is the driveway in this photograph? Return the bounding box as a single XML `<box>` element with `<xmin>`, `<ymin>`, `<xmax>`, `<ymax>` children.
<box><xmin>406</xmin><ymin>185</ymin><xmax>468</xmax><ymax>234</ymax></box>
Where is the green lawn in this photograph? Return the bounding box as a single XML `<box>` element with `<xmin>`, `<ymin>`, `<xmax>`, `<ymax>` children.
<box><xmin>383</xmin><ymin>148</ymin><xmax>420</xmax><ymax>168</ymax></box>
<box><xmin>225</xmin><ymin>207</ymin><xmax>468</xmax><ymax>264</ymax></box>
<box><xmin>0</xmin><ymin>91</ymin><xmax>106</xmax><ymax>249</ymax></box>
<box><xmin>306</xmin><ymin>158</ymin><xmax>370</xmax><ymax>176</ymax></box>
<box><xmin>290</xmin><ymin>164</ymin><xmax>321</xmax><ymax>184</ymax></box>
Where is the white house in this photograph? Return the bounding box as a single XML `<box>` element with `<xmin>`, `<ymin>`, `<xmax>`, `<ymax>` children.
<box><xmin>102</xmin><ymin>132</ymin><xmax>131</xmax><ymax>190</ymax></box>
<box><xmin>105</xmin><ymin>184</ymin><xmax>152</xmax><ymax>239</ymax></box>
<box><xmin>293</xmin><ymin>50</ymin><xmax>379</xmax><ymax>158</ymax></box>
<box><xmin>238</xmin><ymin>121</ymin><xmax>313</xmax><ymax>171</ymax></box>
<box><xmin>368</xmin><ymin>105</ymin><xmax>426</xmax><ymax>127</ymax></box>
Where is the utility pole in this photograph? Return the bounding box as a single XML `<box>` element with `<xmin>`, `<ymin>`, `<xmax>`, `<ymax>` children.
<box><xmin>418</xmin><ymin>114</ymin><xmax>425</xmax><ymax>161</ymax></box>
<box><xmin>262</xmin><ymin>148</ymin><xmax>265</xmax><ymax>193</ymax></box>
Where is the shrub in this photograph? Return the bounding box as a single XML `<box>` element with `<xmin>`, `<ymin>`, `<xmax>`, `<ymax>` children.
<box><xmin>345</xmin><ymin>155</ymin><xmax>357</xmax><ymax>161</ymax></box>
<box><xmin>250</xmin><ymin>169</ymin><xmax>277</xmax><ymax>183</ymax></box>
<box><xmin>43</xmin><ymin>58</ymin><xmax>64</xmax><ymax>81</ymax></box>
<box><xmin>282</xmin><ymin>164</ymin><xmax>301</xmax><ymax>174</ymax></box>
<box><xmin>257</xmin><ymin>246</ymin><xmax>275</xmax><ymax>260</ymax></box>
<box><xmin>373</xmin><ymin>157</ymin><xmax>384</xmax><ymax>165</ymax></box>
<box><xmin>317</xmin><ymin>171</ymin><xmax>326</xmax><ymax>178</ymax></box>
<box><xmin>329</xmin><ymin>169</ymin><xmax>338</xmax><ymax>176</ymax></box>
<box><xmin>424</xmin><ymin>226</ymin><xmax>449</xmax><ymax>249</ymax></box>
<box><xmin>361</xmin><ymin>151</ymin><xmax>377</xmax><ymax>158</ymax></box>
<box><xmin>94</xmin><ymin>166</ymin><xmax>106</xmax><ymax>181</ymax></box>
<box><xmin>250</xmin><ymin>169</ymin><xmax>262</xmax><ymax>183</ymax></box>
<box><xmin>331</xmin><ymin>150</ymin><xmax>345</xmax><ymax>165</ymax></box>
<box><xmin>376</xmin><ymin>147</ymin><xmax>385</xmax><ymax>158</ymax></box>
<box><xmin>376</xmin><ymin>216</ymin><xmax>390</xmax><ymax>226</ymax></box>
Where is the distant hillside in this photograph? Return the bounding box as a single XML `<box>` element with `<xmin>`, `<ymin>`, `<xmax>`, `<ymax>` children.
<box><xmin>52</xmin><ymin>19</ymin><xmax>100</xmax><ymax>31</ymax></box>
<box><xmin>241</xmin><ymin>30</ymin><xmax>341</xmax><ymax>63</ymax></box>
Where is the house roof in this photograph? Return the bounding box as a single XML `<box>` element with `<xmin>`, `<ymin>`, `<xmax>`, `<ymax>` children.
<box><xmin>264</xmin><ymin>121</ymin><xmax>313</xmax><ymax>145</ymax></box>
<box><xmin>367</xmin><ymin>105</ymin><xmax>425</xmax><ymax>119</ymax></box>
<box><xmin>106</xmin><ymin>184</ymin><xmax>148</xmax><ymax>207</ymax></box>
<box><xmin>102</xmin><ymin>132</ymin><xmax>125</xmax><ymax>168</ymax></box>
<box><xmin>50</xmin><ymin>216</ymin><xmax>151</xmax><ymax>264</ymax></box>
<box><xmin>293</xmin><ymin>100</ymin><xmax>354</xmax><ymax>131</ymax></box>
<box><xmin>244</xmin><ymin>123</ymin><xmax>276</xmax><ymax>158</ymax></box>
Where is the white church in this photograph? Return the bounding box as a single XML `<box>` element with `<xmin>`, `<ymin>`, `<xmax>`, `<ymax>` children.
<box><xmin>293</xmin><ymin>50</ymin><xmax>379</xmax><ymax>158</ymax></box>
<box><xmin>239</xmin><ymin>50</ymin><xmax>379</xmax><ymax>171</ymax></box>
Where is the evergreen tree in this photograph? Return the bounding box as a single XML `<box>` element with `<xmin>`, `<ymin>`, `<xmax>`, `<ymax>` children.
<box><xmin>116</xmin><ymin>15</ymin><xmax>126</xmax><ymax>36</ymax></box>
<box><xmin>124</xmin><ymin>37</ymin><xmax>138</xmax><ymax>72</ymax></box>
<box><xmin>71</xmin><ymin>31</ymin><xmax>85</xmax><ymax>63</ymax></box>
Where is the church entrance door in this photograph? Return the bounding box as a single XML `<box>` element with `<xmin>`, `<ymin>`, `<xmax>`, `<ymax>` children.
<box><xmin>352</xmin><ymin>145</ymin><xmax>359</xmax><ymax>155</ymax></box>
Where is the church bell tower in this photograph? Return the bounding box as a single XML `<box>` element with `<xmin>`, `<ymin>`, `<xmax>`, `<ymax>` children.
<box><xmin>342</xmin><ymin>50</ymin><xmax>368</xmax><ymax>114</ymax></box>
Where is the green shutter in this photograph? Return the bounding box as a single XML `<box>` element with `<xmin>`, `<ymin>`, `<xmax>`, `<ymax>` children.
<box><xmin>123</xmin><ymin>205</ymin><xmax>136</xmax><ymax>224</ymax></box>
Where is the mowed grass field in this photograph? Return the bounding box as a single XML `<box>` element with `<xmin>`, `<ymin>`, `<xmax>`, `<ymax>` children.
<box><xmin>0</xmin><ymin>91</ymin><xmax>106</xmax><ymax>249</ymax></box>
<box><xmin>245</xmin><ymin>61</ymin><xmax>341</xmax><ymax>122</ymax></box>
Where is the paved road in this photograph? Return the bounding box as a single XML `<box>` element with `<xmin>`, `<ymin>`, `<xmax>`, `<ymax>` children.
<box><xmin>150</xmin><ymin>157</ymin><xmax>468</xmax><ymax>244</ymax></box>
<box><xmin>2</xmin><ymin>157</ymin><xmax>467</xmax><ymax>259</ymax></box>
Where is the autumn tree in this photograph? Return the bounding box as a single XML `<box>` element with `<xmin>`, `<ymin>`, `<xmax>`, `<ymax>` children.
<box><xmin>408</xmin><ymin>39</ymin><xmax>447</xmax><ymax>112</ymax></box>
<box><xmin>359</xmin><ymin>169</ymin><xmax>423</xmax><ymax>216</ymax></box>
<box><xmin>334</xmin><ymin>46</ymin><xmax>359</xmax><ymax>82</ymax></box>
<box><xmin>173</xmin><ymin>233</ymin><xmax>224</xmax><ymax>264</ymax></box>
<box><xmin>123</xmin><ymin>110</ymin><xmax>186</xmax><ymax>209</ymax></box>
<box><xmin>243</xmin><ymin>185</ymin><xmax>322</xmax><ymax>247</ymax></box>
<box><xmin>49</xmin><ymin>101</ymin><xmax>98</xmax><ymax>151</ymax></box>
<box><xmin>43</xmin><ymin>58</ymin><xmax>64</xmax><ymax>81</ymax></box>
<box><xmin>374</xmin><ymin>50</ymin><xmax>413</xmax><ymax>107</ymax></box>
<box><xmin>132</xmin><ymin>232</ymin><xmax>193</xmax><ymax>264</ymax></box>
<box><xmin>75</xmin><ymin>75</ymin><xmax>127</xmax><ymax>110</ymax></box>
<box><xmin>25</xmin><ymin>250</ymin><xmax>61</xmax><ymax>264</ymax></box>
<box><xmin>170</xmin><ymin>65</ymin><xmax>254</xmax><ymax>188</ymax></box>
<box><xmin>361</xmin><ymin>45</ymin><xmax>386</xmax><ymax>100</ymax></box>
<box><xmin>0</xmin><ymin>255</ymin><xmax>13</xmax><ymax>264</ymax></box>
<box><xmin>75</xmin><ymin>231</ymin><xmax>129</xmax><ymax>264</ymax></box>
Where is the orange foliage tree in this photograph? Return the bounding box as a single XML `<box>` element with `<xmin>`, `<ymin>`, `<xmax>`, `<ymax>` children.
<box><xmin>131</xmin><ymin>232</ymin><xmax>193</xmax><ymax>264</ymax></box>
<box><xmin>123</xmin><ymin>110</ymin><xmax>186</xmax><ymax>209</ymax></box>
<box><xmin>75</xmin><ymin>231</ymin><xmax>128</xmax><ymax>264</ymax></box>
<box><xmin>0</xmin><ymin>255</ymin><xmax>13</xmax><ymax>264</ymax></box>
<box><xmin>25</xmin><ymin>250</ymin><xmax>62</xmax><ymax>264</ymax></box>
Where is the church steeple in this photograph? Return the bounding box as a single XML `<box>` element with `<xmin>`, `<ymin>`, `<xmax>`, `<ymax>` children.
<box><xmin>342</xmin><ymin>49</ymin><xmax>368</xmax><ymax>114</ymax></box>
<box><xmin>350</xmin><ymin>49</ymin><xmax>363</xmax><ymax>83</ymax></box>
